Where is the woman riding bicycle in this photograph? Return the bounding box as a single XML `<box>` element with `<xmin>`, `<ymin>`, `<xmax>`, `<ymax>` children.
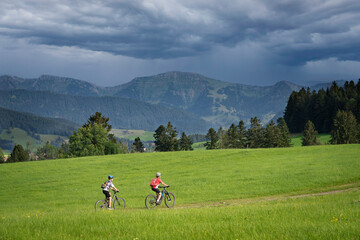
<box><xmin>150</xmin><ymin>172</ymin><xmax>169</xmax><ymax>204</ymax></box>
<box><xmin>102</xmin><ymin>175</ymin><xmax>119</xmax><ymax>210</ymax></box>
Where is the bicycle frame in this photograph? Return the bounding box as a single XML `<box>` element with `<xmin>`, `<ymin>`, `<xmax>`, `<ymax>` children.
<box><xmin>157</xmin><ymin>187</ymin><xmax>169</xmax><ymax>205</ymax></box>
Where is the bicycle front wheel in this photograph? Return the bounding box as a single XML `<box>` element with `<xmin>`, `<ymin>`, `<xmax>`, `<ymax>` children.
<box><xmin>145</xmin><ymin>194</ymin><xmax>157</xmax><ymax>209</ymax></box>
<box><xmin>113</xmin><ymin>197</ymin><xmax>126</xmax><ymax>209</ymax></box>
<box><xmin>95</xmin><ymin>199</ymin><xmax>108</xmax><ymax>211</ymax></box>
<box><xmin>165</xmin><ymin>192</ymin><xmax>175</xmax><ymax>208</ymax></box>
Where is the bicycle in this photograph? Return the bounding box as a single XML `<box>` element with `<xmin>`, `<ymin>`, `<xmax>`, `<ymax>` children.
<box><xmin>95</xmin><ymin>190</ymin><xmax>126</xmax><ymax>211</ymax></box>
<box><xmin>145</xmin><ymin>186</ymin><xmax>175</xmax><ymax>209</ymax></box>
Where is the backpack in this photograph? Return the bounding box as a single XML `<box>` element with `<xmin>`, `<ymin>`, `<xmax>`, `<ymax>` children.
<box><xmin>101</xmin><ymin>181</ymin><xmax>107</xmax><ymax>189</ymax></box>
<box><xmin>150</xmin><ymin>178</ymin><xmax>157</xmax><ymax>188</ymax></box>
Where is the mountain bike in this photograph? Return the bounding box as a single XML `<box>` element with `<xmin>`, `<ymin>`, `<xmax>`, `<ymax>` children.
<box><xmin>95</xmin><ymin>190</ymin><xmax>126</xmax><ymax>211</ymax></box>
<box><xmin>145</xmin><ymin>186</ymin><xmax>175</xmax><ymax>209</ymax></box>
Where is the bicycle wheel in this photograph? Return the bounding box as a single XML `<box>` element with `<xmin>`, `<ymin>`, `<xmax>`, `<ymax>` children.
<box><xmin>112</xmin><ymin>197</ymin><xmax>126</xmax><ymax>209</ymax></box>
<box><xmin>145</xmin><ymin>194</ymin><xmax>157</xmax><ymax>209</ymax></box>
<box><xmin>164</xmin><ymin>192</ymin><xmax>175</xmax><ymax>208</ymax></box>
<box><xmin>95</xmin><ymin>199</ymin><xmax>108</xmax><ymax>211</ymax></box>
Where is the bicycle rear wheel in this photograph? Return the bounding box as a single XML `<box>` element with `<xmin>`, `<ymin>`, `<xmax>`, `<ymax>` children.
<box><xmin>113</xmin><ymin>197</ymin><xmax>126</xmax><ymax>209</ymax></box>
<box><xmin>95</xmin><ymin>199</ymin><xmax>108</xmax><ymax>211</ymax></box>
<box><xmin>165</xmin><ymin>192</ymin><xmax>175</xmax><ymax>208</ymax></box>
<box><xmin>145</xmin><ymin>194</ymin><xmax>157</xmax><ymax>209</ymax></box>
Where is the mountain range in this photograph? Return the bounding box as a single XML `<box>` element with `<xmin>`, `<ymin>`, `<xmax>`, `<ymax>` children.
<box><xmin>0</xmin><ymin>72</ymin><xmax>345</xmax><ymax>133</ymax></box>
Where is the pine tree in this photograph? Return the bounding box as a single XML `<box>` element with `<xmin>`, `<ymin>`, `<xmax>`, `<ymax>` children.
<box><xmin>277</xmin><ymin>118</ymin><xmax>291</xmax><ymax>147</ymax></box>
<box><xmin>8</xmin><ymin>144</ymin><xmax>29</xmax><ymax>163</ymax></box>
<box><xmin>218</xmin><ymin>127</ymin><xmax>228</xmax><ymax>149</ymax></box>
<box><xmin>154</xmin><ymin>125</ymin><xmax>169</xmax><ymax>152</ymax></box>
<box><xmin>238</xmin><ymin>120</ymin><xmax>247</xmax><ymax>148</ymax></box>
<box><xmin>330</xmin><ymin>110</ymin><xmax>359</xmax><ymax>144</ymax></box>
<box><xmin>264</xmin><ymin>120</ymin><xmax>281</xmax><ymax>148</ymax></box>
<box><xmin>227</xmin><ymin>123</ymin><xmax>239</xmax><ymax>148</ymax></box>
<box><xmin>166</xmin><ymin>122</ymin><xmax>179</xmax><ymax>151</ymax></box>
<box><xmin>205</xmin><ymin>128</ymin><xmax>219</xmax><ymax>150</ymax></box>
<box><xmin>247</xmin><ymin>117</ymin><xmax>264</xmax><ymax>148</ymax></box>
<box><xmin>83</xmin><ymin>112</ymin><xmax>112</xmax><ymax>132</ymax></box>
<box><xmin>179</xmin><ymin>132</ymin><xmax>193</xmax><ymax>151</ymax></box>
<box><xmin>132</xmin><ymin>137</ymin><xmax>145</xmax><ymax>152</ymax></box>
<box><xmin>301</xmin><ymin>120</ymin><xmax>319</xmax><ymax>146</ymax></box>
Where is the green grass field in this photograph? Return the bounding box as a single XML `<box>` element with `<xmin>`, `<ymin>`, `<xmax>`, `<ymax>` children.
<box><xmin>0</xmin><ymin>144</ymin><xmax>359</xmax><ymax>239</ymax></box>
<box><xmin>290</xmin><ymin>133</ymin><xmax>331</xmax><ymax>146</ymax></box>
<box><xmin>111</xmin><ymin>129</ymin><xmax>155</xmax><ymax>142</ymax></box>
<box><xmin>0</xmin><ymin>128</ymin><xmax>68</xmax><ymax>152</ymax></box>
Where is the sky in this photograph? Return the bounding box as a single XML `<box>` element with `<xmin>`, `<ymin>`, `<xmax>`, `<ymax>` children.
<box><xmin>0</xmin><ymin>0</ymin><xmax>360</xmax><ymax>87</ymax></box>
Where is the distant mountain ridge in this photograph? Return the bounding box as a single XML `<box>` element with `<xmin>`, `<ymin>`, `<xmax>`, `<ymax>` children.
<box><xmin>0</xmin><ymin>89</ymin><xmax>208</xmax><ymax>133</ymax></box>
<box><xmin>0</xmin><ymin>72</ymin><xmax>347</xmax><ymax>130</ymax></box>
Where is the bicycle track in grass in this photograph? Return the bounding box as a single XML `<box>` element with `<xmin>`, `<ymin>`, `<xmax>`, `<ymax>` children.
<box><xmin>174</xmin><ymin>181</ymin><xmax>360</xmax><ymax>209</ymax></box>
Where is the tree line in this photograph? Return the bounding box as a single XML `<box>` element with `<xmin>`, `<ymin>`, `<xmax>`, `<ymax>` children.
<box><xmin>153</xmin><ymin>122</ymin><xmax>193</xmax><ymax>151</ymax></box>
<box><xmin>204</xmin><ymin>117</ymin><xmax>291</xmax><ymax>149</ymax></box>
<box><xmin>284</xmin><ymin>80</ymin><xmax>360</xmax><ymax>133</ymax></box>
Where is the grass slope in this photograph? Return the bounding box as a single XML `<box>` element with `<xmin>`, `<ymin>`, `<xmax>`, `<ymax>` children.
<box><xmin>0</xmin><ymin>128</ymin><xmax>67</xmax><ymax>152</ymax></box>
<box><xmin>0</xmin><ymin>145</ymin><xmax>359</xmax><ymax>239</ymax></box>
<box><xmin>110</xmin><ymin>129</ymin><xmax>154</xmax><ymax>142</ymax></box>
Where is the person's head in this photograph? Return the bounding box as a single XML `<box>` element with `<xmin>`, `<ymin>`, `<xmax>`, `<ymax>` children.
<box><xmin>108</xmin><ymin>175</ymin><xmax>114</xmax><ymax>180</ymax></box>
<box><xmin>156</xmin><ymin>172</ymin><xmax>161</xmax><ymax>178</ymax></box>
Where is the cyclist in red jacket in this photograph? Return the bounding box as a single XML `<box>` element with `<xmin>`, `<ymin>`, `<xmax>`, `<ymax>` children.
<box><xmin>150</xmin><ymin>172</ymin><xmax>169</xmax><ymax>204</ymax></box>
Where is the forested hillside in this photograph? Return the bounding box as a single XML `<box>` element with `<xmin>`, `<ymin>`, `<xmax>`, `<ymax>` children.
<box><xmin>0</xmin><ymin>90</ymin><xmax>208</xmax><ymax>133</ymax></box>
<box><xmin>0</xmin><ymin>107</ymin><xmax>79</xmax><ymax>136</ymax></box>
<box><xmin>284</xmin><ymin>80</ymin><xmax>360</xmax><ymax>133</ymax></box>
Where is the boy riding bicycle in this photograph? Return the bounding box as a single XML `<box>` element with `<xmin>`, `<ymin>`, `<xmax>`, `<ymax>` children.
<box><xmin>150</xmin><ymin>172</ymin><xmax>169</xmax><ymax>204</ymax></box>
<box><xmin>102</xmin><ymin>175</ymin><xmax>119</xmax><ymax>209</ymax></box>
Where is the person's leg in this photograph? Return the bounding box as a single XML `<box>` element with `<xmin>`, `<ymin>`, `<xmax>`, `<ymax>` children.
<box><xmin>156</xmin><ymin>192</ymin><xmax>161</xmax><ymax>203</ymax></box>
<box><xmin>108</xmin><ymin>192</ymin><xmax>112</xmax><ymax>207</ymax></box>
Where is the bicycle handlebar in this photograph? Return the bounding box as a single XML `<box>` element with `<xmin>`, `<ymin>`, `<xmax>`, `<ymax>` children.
<box><xmin>158</xmin><ymin>186</ymin><xmax>170</xmax><ymax>188</ymax></box>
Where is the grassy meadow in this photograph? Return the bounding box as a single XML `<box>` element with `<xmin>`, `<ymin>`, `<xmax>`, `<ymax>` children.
<box><xmin>110</xmin><ymin>129</ymin><xmax>155</xmax><ymax>142</ymax></box>
<box><xmin>0</xmin><ymin>144</ymin><xmax>359</xmax><ymax>239</ymax></box>
<box><xmin>0</xmin><ymin>128</ymin><xmax>67</xmax><ymax>152</ymax></box>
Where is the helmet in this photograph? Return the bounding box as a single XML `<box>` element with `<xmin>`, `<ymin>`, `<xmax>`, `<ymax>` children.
<box><xmin>156</xmin><ymin>172</ymin><xmax>161</xmax><ymax>177</ymax></box>
<box><xmin>108</xmin><ymin>175</ymin><xmax>114</xmax><ymax>179</ymax></box>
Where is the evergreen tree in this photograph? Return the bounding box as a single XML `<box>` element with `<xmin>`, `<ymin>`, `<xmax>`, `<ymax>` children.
<box><xmin>227</xmin><ymin>123</ymin><xmax>239</xmax><ymax>148</ymax></box>
<box><xmin>247</xmin><ymin>117</ymin><xmax>264</xmax><ymax>148</ymax></box>
<box><xmin>301</xmin><ymin>120</ymin><xmax>319</xmax><ymax>146</ymax></box>
<box><xmin>264</xmin><ymin>120</ymin><xmax>281</xmax><ymax>148</ymax></box>
<box><xmin>83</xmin><ymin>112</ymin><xmax>112</xmax><ymax>132</ymax></box>
<box><xmin>277</xmin><ymin>118</ymin><xmax>291</xmax><ymax>147</ymax></box>
<box><xmin>179</xmin><ymin>132</ymin><xmax>193</xmax><ymax>151</ymax></box>
<box><xmin>237</xmin><ymin>120</ymin><xmax>247</xmax><ymax>148</ymax></box>
<box><xmin>0</xmin><ymin>148</ymin><xmax>4</xmax><ymax>164</ymax></box>
<box><xmin>218</xmin><ymin>127</ymin><xmax>228</xmax><ymax>149</ymax></box>
<box><xmin>166</xmin><ymin>122</ymin><xmax>179</xmax><ymax>151</ymax></box>
<box><xmin>330</xmin><ymin>110</ymin><xmax>359</xmax><ymax>144</ymax></box>
<box><xmin>154</xmin><ymin>125</ymin><xmax>169</xmax><ymax>151</ymax></box>
<box><xmin>8</xmin><ymin>144</ymin><xmax>29</xmax><ymax>163</ymax></box>
<box><xmin>132</xmin><ymin>137</ymin><xmax>145</xmax><ymax>153</ymax></box>
<box><xmin>205</xmin><ymin>128</ymin><xmax>219</xmax><ymax>150</ymax></box>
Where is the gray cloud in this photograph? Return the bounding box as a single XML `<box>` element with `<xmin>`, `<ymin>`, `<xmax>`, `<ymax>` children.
<box><xmin>1</xmin><ymin>0</ymin><xmax>359</xmax><ymax>64</ymax></box>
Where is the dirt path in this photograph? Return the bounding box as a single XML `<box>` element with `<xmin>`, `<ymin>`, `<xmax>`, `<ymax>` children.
<box><xmin>176</xmin><ymin>184</ymin><xmax>360</xmax><ymax>209</ymax></box>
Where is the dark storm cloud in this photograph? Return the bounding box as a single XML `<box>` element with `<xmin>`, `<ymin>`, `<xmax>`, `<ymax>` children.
<box><xmin>1</xmin><ymin>0</ymin><xmax>360</xmax><ymax>64</ymax></box>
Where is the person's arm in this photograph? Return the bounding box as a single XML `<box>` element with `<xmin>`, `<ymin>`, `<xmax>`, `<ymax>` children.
<box><xmin>160</xmin><ymin>179</ymin><xmax>169</xmax><ymax>187</ymax></box>
<box><xmin>110</xmin><ymin>182</ymin><xmax>119</xmax><ymax>192</ymax></box>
